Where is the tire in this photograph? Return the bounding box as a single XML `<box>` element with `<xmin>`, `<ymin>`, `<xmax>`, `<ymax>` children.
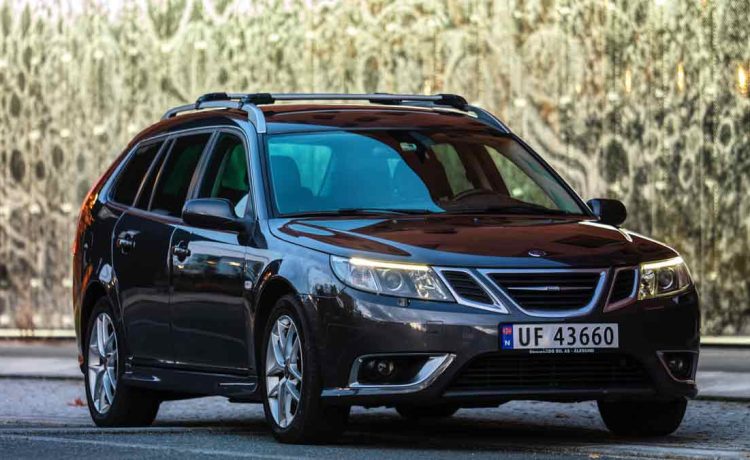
<box><xmin>598</xmin><ymin>398</ymin><xmax>687</xmax><ymax>436</ymax></box>
<box><xmin>84</xmin><ymin>298</ymin><xmax>160</xmax><ymax>427</ymax></box>
<box><xmin>396</xmin><ymin>404</ymin><xmax>459</xmax><ymax>420</ymax></box>
<box><xmin>260</xmin><ymin>294</ymin><xmax>349</xmax><ymax>444</ymax></box>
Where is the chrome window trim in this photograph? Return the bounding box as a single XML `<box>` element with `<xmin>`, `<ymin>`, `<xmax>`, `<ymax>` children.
<box><xmin>104</xmin><ymin>124</ymin><xmax>261</xmax><ymax>226</ymax></box>
<box><xmin>105</xmin><ymin>126</ymin><xmax>214</xmax><ymax>208</ymax></box>
<box><xmin>604</xmin><ymin>266</ymin><xmax>640</xmax><ymax>312</ymax></box>
<box><xmin>478</xmin><ymin>268</ymin><xmax>609</xmax><ymax>318</ymax></box>
<box><xmin>105</xmin><ymin>138</ymin><xmax>167</xmax><ymax>209</ymax></box>
<box><xmin>321</xmin><ymin>353</ymin><xmax>455</xmax><ymax>397</ymax></box>
<box><xmin>433</xmin><ymin>267</ymin><xmax>509</xmax><ymax>314</ymax></box>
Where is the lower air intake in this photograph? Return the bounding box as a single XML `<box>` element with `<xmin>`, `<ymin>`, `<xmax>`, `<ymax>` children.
<box><xmin>447</xmin><ymin>353</ymin><xmax>649</xmax><ymax>393</ymax></box>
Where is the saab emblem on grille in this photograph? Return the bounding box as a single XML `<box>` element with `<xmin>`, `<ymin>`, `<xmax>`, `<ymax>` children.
<box><xmin>528</xmin><ymin>249</ymin><xmax>546</xmax><ymax>257</ymax></box>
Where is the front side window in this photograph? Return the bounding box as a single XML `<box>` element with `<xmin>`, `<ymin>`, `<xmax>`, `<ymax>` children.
<box><xmin>265</xmin><ymin>129</ymin><xmax>585</xmax><ymax>216</ymax></box>
<box><xmin>150</xmin><ymin>133</ymin><xmax>211</xmax><ymax>217</ymax></box>
<box><xmin>197</xmin><ymin>133</ymin><xmax>250</xmax><ymax>217</ymax></box>
<box><xmin>111</xmin><ymin>141</ymin><xmax>163</xmax><ymax>205</ymax></box>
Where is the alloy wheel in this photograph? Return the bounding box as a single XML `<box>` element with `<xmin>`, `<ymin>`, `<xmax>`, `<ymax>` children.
<box><xmin>265</xmin><ymin>315</ymin><xmax>303</xmax><ymax>428</ymax></box>
<box><xmin>87</xmin><ymin>312</ymin><xmax>118</xmax><ymax>414</ymax></box>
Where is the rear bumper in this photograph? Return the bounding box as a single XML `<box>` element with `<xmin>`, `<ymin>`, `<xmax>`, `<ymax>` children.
<box><xmin>309</xmin><ymin>287</ymin><xmax>700</xmax><ymax>406</ymax></box>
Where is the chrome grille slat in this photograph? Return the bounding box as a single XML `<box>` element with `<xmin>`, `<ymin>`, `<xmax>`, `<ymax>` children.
<box><xmin>479</xmin><ymin>268</ymin><xmax>608</xmax><ymax>317</ymax></box>
<box><xmin>440</xmin><ymin>270</ymin><xmax>493</xmax><ymax>304</ymax></box>
<box><xmin>610</xmin><ymin>268</ymin><xmax>637</xmax><ymax>303</ymax></box>
<box><xmin>433</xmin><ymin>268</ymin><xmax>509</xmax><ymax>314</ymax></box>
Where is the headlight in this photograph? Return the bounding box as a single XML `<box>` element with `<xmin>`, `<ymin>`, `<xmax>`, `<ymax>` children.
<box><xmin>638</xmin><ymin>257</ymin><xmax>692</xmax><ymax>299</ymax></box>
<box><xmin>330</xmin><ymin>256</ymin><xmax>454</xmax><ymax>302</ymax></box>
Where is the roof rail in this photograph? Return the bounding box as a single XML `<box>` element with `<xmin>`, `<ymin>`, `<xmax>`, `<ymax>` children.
<box><xmin>161</xmin><ymin>92</ymin><xmax>510</xmax><ymax>134</ymax></box>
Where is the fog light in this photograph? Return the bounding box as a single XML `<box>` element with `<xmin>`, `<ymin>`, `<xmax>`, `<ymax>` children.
<box><xmin>356</xmin><ymin>355</ymin><xmax>430</xmax><ymax>385</ymax></box>
<box><xmin>375</xmin><ymin>359</ymin><xmax>395</xmax><ymax>377</ymax></box>
<box><xmin>661</xmin><ymin>352</ymin><xmax>694</xmax><ymax>381</ymax></box>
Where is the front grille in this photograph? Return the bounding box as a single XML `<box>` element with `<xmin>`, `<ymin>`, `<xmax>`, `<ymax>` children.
<box><xmin>447</xmin><ymin>353</ymin><xmax>649</xmax><ymax>393</ymax></box>
<box><xmin>441</xmin><ymin>270</ymin><xmax>493</xmax><ymax>304</ymax></box>
<box><xmin>488</xmin><ymin>271</ymin><xmax>602</xmax><ymax>311</ymax></box>
<box><xmin>610</xmin><ymin>269</ymin><xmax>637</xmax><ymax>303</ymax></box>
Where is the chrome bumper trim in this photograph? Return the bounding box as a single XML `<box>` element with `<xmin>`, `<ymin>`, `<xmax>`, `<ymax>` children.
<box><xmin>321</xmin><ymin>353</ymin><xmax>455</xmax><ymax>397</ymax></box>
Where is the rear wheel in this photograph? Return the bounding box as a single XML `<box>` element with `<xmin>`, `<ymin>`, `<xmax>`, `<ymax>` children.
<box><xmin>396</xmin><ymin>404</ymin><xmax>459</xmax><ymax>420</ymax></box>
<box><xmin>598</xmin><ymin>398</ymin><xmax>687</xmax><ymax>436</ymax></box>
<box><xmin>261</xmin><ymin>295</ymin><xmax>349</xmax><ymax>444</ymax></box>
<box><xmin>84</xmin><ymin>298</ymin><xmax>160</xmax><ymax>427</ymax></box>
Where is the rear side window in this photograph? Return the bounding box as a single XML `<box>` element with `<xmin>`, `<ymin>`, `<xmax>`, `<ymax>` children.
<box><xmin>150</xmin><ymin>133</ymin><xmax>211</xmax><ymax>217</ymax></box>
<box><xmin>111</xmin><ymin>141</ymin><xmax>162</xmax><ymax>205</ymax></box>
<box><xmin>134</xmin><ymin>140</ymin><xmax>171</xmax><ymax>210</ymax></box>
<box><xmin>197</xmin><ymin>133</ymin><xmax>250</xmax><ymax>217</ymax></box>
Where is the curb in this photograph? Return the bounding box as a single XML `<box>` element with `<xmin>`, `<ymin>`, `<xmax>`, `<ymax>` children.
<box><xmin>701</xmin><ymin>336</ymin><xmax>750</xmax><ymax>346</ymax></box>
<box><xmin>0</xmin><ymin>374</ymin><xmax>82</xmax><ymax>381</ymax></box>
<box><xmin>695</xmin><ymin>394</ymin><xmax>750</xmax><ymax>402</ymax></box>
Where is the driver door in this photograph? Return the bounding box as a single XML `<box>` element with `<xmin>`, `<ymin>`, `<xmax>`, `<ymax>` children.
<box><xmin>170</xmin><ymin>131</ymin><xmax>252</xmax><ymax>373</ymax></box>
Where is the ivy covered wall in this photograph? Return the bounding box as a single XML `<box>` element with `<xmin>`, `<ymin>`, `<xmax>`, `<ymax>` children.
<box><xmin>0</xmin><ymin>0</ymin><xmax>748</xmax><ymax>334</ymax></box>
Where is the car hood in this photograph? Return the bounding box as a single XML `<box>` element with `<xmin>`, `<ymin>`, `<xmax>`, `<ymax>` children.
<box><xmin>268</xmin><ymin>215</ymin><xmax>677</xmax><ymax>268</ymax></box>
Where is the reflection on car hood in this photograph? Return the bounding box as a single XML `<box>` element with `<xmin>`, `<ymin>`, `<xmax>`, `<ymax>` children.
<box><xmin>268</xmin><ymin>215</ymin><xmax>678</xmax><ymax>268</ymax></box>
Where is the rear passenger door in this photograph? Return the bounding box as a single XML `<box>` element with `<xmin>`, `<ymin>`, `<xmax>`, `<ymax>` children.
<box><xmin>170</xmin><ymin>131</ymin><xmax>251</xmax><ymax>372</ymax></box>
<box><xmin>113</xmin><ymin>132</ymin><xmax>212</xmax><ymax>366</ymax></box>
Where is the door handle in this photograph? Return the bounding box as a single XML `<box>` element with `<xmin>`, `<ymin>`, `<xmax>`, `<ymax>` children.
<box><xmin>116</xmin><ymin>235</ymin><xmax>135</xmax><ymax>253</ymax></box>
<box><xmin>172</xmin><ymin>242</ymin><xmax>191</xmax><ymax>260</ymax></box>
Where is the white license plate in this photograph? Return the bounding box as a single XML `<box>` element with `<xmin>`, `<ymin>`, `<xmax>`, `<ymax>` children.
<box><xmin>500</xmin><ymin>323</ymin><xmax>619</xmax><ymax>350</ymax></box>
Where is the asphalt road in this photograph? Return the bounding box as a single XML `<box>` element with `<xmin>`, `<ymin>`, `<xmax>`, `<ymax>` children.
<box><xmin>0</xmin><ymin>379</ymin><xmax>748</xmax><ymax>459</ymax></box>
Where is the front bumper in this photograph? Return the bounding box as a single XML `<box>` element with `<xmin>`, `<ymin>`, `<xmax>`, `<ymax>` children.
<box><xmin>308</xmin><ymin>286</ymin><xmax>700</xmax><ymax>407</ymax></box>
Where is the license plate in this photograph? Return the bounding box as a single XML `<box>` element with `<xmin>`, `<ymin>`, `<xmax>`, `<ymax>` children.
<box><xmin>500</xmin><ymin>323</ymin><xmax>619</xmax><ymax>350</ymax></box>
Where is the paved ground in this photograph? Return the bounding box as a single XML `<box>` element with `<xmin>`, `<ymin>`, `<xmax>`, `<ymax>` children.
<box><xmin>1</xmin><ymin>342</ymin><xmax>750</xmax><ymax>458</ymax></box>
<box><xmin>0</xmin><ymin>378</ymin><xmax>749</xmax><ymax>459</ymax></box>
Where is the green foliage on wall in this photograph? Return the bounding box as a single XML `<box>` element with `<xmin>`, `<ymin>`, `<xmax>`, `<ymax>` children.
<box><xmin>0</xmin><ymin>0</ymin><xmax>748</xmax><ymax>334</ymax></box>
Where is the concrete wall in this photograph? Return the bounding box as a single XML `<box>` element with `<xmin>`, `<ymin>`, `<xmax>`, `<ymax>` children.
<box><xmin>0</xmin><ymin>0</ymin><xmax>748</xmax><ymax>335</ymax></box>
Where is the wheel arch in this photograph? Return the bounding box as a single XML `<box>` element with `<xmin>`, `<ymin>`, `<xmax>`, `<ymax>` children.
<box><xmin>77</xmin><ymin>281</ymin><xmax>111</xmax><ymax>371</ymax></box>
<box><xmin>253</xmin><ymin>276</ymin><xmax>298</xmax><ymax>360</ymax></box>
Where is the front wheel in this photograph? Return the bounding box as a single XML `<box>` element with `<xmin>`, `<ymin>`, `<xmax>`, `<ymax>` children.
<box><xmin>598</xmin><ymin>398</ymin><xmax>687</xmax><ymax>436</ymax></box>
<box><xmin>261</xmin><ymin>295</ymin><xmax>349</xmax><ymax>444</ymax></box>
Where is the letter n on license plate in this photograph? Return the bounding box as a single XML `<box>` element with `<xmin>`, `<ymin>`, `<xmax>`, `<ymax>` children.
<box><xmin>500</xmin><ymin>323</ymin><xmax>619</xmax><ymax>350</ymax></box>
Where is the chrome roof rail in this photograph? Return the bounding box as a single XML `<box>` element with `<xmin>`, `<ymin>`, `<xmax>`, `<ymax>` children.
<box><xmin>161</xmin><ymin>92</ymin><xmax>510</xmax><ymax>134</ymax></box>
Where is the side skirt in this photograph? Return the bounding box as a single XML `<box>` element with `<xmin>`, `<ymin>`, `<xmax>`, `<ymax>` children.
<box><xmin>121</xmin><ymin>364</ymin><xmax>261</xmax><ymax>402</ymax></box>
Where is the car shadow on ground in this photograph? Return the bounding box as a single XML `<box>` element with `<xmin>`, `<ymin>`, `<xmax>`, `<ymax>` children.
<box><xmin>150</xmin><ymin>407</ymin><xmax>701</xmax><ymax>453</ymax></box>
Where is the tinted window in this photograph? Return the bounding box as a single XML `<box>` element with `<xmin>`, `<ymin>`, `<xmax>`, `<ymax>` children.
<box><xmin>134</xmin><ymin>140</ymin><xmax>170</xmax><ymax>209</ymax></box>
<box><xmin>486</xmin><ymin>146</ymin><xmax>556</xmax><ymax>209</ymax></box>
<box><xmin>111</xmin><ymin>141</ymin><xmax>162</xmax><ymax>205</ymax></box>
<box><xmin>150</xmin><ymin>133</ymin><xmax>211</xmax><ymax>217</ymax></box>
<box><xmin>266</xmin><ymin>130</ymin><xmax>585</xmax><ymax>216</ymax></box>
<box><xmin>197</xmin><ymin>133</ymin><xmax>249</xmax><ymax>217</ymax></box>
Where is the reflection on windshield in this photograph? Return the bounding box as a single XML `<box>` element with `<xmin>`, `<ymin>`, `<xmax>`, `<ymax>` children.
<box><xmin>266</xmin><ymin>129</ymin><xmax>585</xmax><ymax>217</ymax></box>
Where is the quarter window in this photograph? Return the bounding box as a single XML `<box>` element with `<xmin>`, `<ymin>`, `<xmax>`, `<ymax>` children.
<box><xmin>111</xmin><ymin>141</ymin><xmax>162</xmax><ymax>205</ymax></box>
<box><xmin>197</xmin><ymin>133</ymin><xmax>250</xmax><ymax>217</ymax></box>
<box><xmin>134</xmin><ymin>140</ymin><xmax>170</xmax><ymax>210</ymax></box>
<box><xmin>150</xmin><ymin>133</ymin><xmax>211</xmax><ymax>217</ymax></box>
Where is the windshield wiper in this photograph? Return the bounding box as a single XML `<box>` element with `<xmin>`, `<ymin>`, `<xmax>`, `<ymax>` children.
<box><xmin>445</xmin><ymin>205</ymin><xmax>582</xmax><ymax>216</ymax></box>
<box><xmin>283</xmin><ymin>208</ymin><xmax>437</xmax><ymax>218</ymax></box>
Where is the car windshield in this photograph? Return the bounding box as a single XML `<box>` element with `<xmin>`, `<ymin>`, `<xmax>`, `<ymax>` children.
<box><xmin>265</xmin><ymin>129</ymin><xmax>586</xmax><ymax>217</ymax></box>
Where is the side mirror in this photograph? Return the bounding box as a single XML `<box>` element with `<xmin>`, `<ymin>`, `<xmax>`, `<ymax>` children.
<box><xmin>182</xmin><ymin>198</ymin><xmax>244</xmax><ymax>231</ymax></box>
<box><xmin>587</xmin><ymin>198</ymin><xmax>627</xmax><ymax>226</ymax></box>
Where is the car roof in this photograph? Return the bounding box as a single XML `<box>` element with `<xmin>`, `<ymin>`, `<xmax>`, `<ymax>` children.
<box><xmin>127</xmin><ymin>104</ymin><xmax>499</xmax><ymax>149</ymax></box>
<box><xmin>260</xmin><ymin>104</ymin><xmax>495</xmax><ymax>134</ymax></box>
